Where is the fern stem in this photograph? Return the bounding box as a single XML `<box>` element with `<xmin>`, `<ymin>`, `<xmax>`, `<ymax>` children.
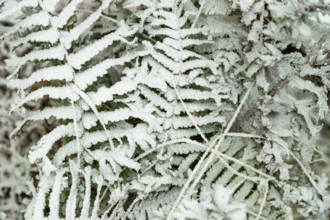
<box><xmin>70</xmin><ymin>98</ymin><xmax>81</xmax><ymax>168</ymax></box>
<box><xmin>69</xmin><ymin>83</ymin><xmax>115</xmax><ymax>151</ymax></box>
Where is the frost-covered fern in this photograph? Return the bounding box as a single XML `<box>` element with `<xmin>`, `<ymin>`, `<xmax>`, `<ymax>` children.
<box><xmin>0</xmin><ymin>0</ymin><xmax>330</xmax><ymax>219</ymax></box>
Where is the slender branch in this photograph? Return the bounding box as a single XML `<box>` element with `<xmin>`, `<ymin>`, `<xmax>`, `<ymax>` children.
<box><xmin>217</xmin><ymin>155</ymin><xmax>261</xmax><ymax>183</ymax></box>
<box><xmin>191</xmin><ymin>0</ymin><xmax>206</xmax><ymax>29</ymax></box>
<box><xmin>167</xmin><ymin>80</ymin><xmax>256</xmax><ymax>220</ymax></box>
<box><xmin>213</xmin><ymin>149</ymin><xmax>274</xmax><ymax>180</ymax></box>
<box><xmin>171</xmin><ymin>75</ymin><xmax>209</xmax><ymax>143</ymax></box>
<box><xmin>69</xmin><ymin>83</ymin><xmax>115</xmax><ymax>151</ymax></box>
<box><xmin>247</xmin><ymin>210</ymin><xmax>272</xmax><ymax>220</ymax></box>
<box><xmin>189</xmin><ymin>80</ymin><xmax>257</xmax><ymax>192</ymax></box>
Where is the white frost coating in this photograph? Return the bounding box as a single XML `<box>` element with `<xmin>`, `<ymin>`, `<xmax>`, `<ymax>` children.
<box><xmin>61</xmin><ymin>0</ymin><xmax>112</xmax><ymax>49</ymax></box>
<box><xmin>28</xmin><ymin>124</ymin><xmax>77</xmax><ymax>163</ymax></box>
<box><xmin>180</xmin><ymin>59</ymin><xmax>218</xmax><ymax>73</ymax></box>
<box><xmin>169</xmin><ymin>115</ymin><xmax>226</xmax><ymax>129</ymax></box>
<box><xmin>27</xmin><ymin>106</ymin><xmax>80</xmax><ymax>121</ymax></box>
<box><xmin>32</xmin><ymin>178</ymin><xmax>50</xmax><ymax>220</ymax></box>
<box><xmin>16</xmin><ymin>11</ymin><xmax>50</xmax><ymax>28</ymax></box>
<box><xmin>66</xmin><ymin>161</ymin><xmax>78</xmax><ymax>220</ymax></box>
<box><xmin>163</xmin><ymin>38</ymin><xmax>211</xmax><ymax>50</ymax></box>
<box><xmin>143</xmin><ymin>74</ymin><xmax>168</xmax><ymax>92</ymax></box>
<box><xmin>0</xmin><ymin>0</ymin><xmax>38</xmax><ymax>20</ymax></box>
<box><xmin>8</xmin><ymin>65</ymin><xmax>74</xmax><ymax>89</ymax></box>
<box><xmin>81</xmin><ymin>107</ymin><xmax>157</xmax><ymax>129</ymax></box>
<box><xmin>139</xmin><ymin>85</ymin><xmax>174</xmax><ymax>116</ymax></box>
<box><xmin>149</xmin><ymin>27</ymin><xmax>203</xmax><ymax>39</ymax></box>
<box><xmin>149</xmin><ymin>28</ymin><xmax>180</xmax><ymax>39</ymax></box>
<box><xmin>155</xmin><ymin>42</ymin><xmax>204</xmax><ymax>62</ymax></box>
<box><xmin>289</xmin><ymin>76</ymin><xmax>328</xmax><ymax>118</ymax></box>
<box><xmin>151</xmin><ymin>16</ymin><xmax>179</xmax><ymax>30</ymax></box>
<box><xmin>49</xmin><ymin>169</ymin><xmax>67</xmax><ymax>220</ymax></box>
<box><xmin>144</xmin><ymin>41</ymin><xmax>179</xmax><ymax>73</ymax></box>
<box><xmin>11</xmin><ymin>86</ymin><xmax>80</xmax><ymax>112</ymax></box>
<box><xmin>146</xmin><ymin>41</ymin><xmax>217</xmax><ymax>74</ymax></box>
<box><xmin>53</xmin><ymin>141</ymin><xmax>78</xmax><ymax>166</ymax></box>
<box><xmin>93</xmin><ymin>150</ymin><xmax>141</xmax><ymax>171</ymax></box>
<box><xmin>11</xmin><ymin>106</ymin><xmax>80</xmax><ymax>137</ymax></box>
<box><xmin>90</xmin><ymin>176</ymin><xmax>103</xmax><ymax>220</ymax></box>
<box><xmin>40</xmin><ymin>0</ymin><xmax>61</xmax><ymax>12</ymax></box>
<box><xmin>74</xmin><ymin>51</ymin><xmax>147</xmax><ymax>89</ymax></box>
<box><xmin>70</xmin><ymin>83</ymin><xmax>115</xmax><ymax>150</ymax></box>
<box><xmin>53</xmin><ymin>124</ymin><xmax>155</xmax><ymax>165</ymax></box>
<box><xmin>178</xmin><ymin>89</ymin><xmax>228</xmax><ymax>106</ymax></box>
<box><xmin>87</xmin><ymin>81</ymin><xmax>138</xmax><ymax>106</ymax></box>
<box><xmin>0</xmin><ymin>11</ymin><xmax>50</xmax><ymax>40</ymax></box>
<box><xmin>50</xmin><ymin>0</ymin><xmax>83</xmax><ymax>28</ymax></box>
<box><xmin>41</xmin><ymin>157</ymin><xmax>56</xmax><ymax>176</ymax></box>
<box><xmin>10</xmin><ymin>28</ymin><xmax>60</xmax><ymax>47</ymax></box>
<box><xmin>67</xmin><ymin>26</ymin><xmax>137</xmax><ymax>69</ymax></box>
<box><xmin>179</xmin><ymin>28</ymin><xmax>205</xmax><ymax>38</ymax></box>
<box><xmin>80</xmin><ymin>167</ymin><xmax>91</xmax><ymax>219</ymax></box>
<box><xmin>6</xmin><ymin>46</ymin><xmax>67</xmax><ymax>79</ymax></box>
<box><xmin>179</xmin><ymin>102</ymin><xmax>218</xmax><ymax>113</ymax></box>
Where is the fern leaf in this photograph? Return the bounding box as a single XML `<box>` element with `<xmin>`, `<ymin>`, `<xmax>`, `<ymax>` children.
<box><xmin>6</xmin><ymin>46</ymin><xmax>66</xmax><ymax>78</ymax></box>
<box><xmin>50</xmin><ymin>0</ymin><xmax>83</xmax><ymax>28</ymax></box>
<box><xmin>62</xmin><ymin>0</ymin><xmax>112</xmax><ymax>49</ymax></box>
<box><xmin>11</xmin><ymin>86</ymin><xmax>79</xmax><ymax>112</ymax></box>
<box><xmin>8</xmin><ymin>65</ymin><xmax>74</xmax><ymax>89</ymax></box>
<box><xmin>49</xmin><ymin>168</ymin><xmax>67</xmax><ymax>220</ymax></box>
<box><xmin>0</xmin><ymin>0</ymin><xmax>38</xmax><ymax>20</ymax></box>
<box><xmin>28</xmin><ymin>123</ymin><xmax>78</xmax><ymax>163</ymax></box>
<box><xmin>67</xmin><ymin>26</ymin><xmax>137</xmax><ymax>69</ymax></box>
<box><xmin>10</xmin><ymin>28</ymin><xmax>60</xmax><ymax>47</ymax></box>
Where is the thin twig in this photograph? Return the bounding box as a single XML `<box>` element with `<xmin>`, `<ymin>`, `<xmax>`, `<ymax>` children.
<box><xmin>167</xmin><ymin>80</ymin><xmax>256</xmax><ymax>220</ymax></box>
<box><xmin>217</xmin><ymin>155</ymin><xmax>261</xmax><ymax>183</ymax></box>
<box><xmin>247</xmin><ymin>210</ymin><xmax>272</xmax><ymax>220</ymax></box>
<box><xmin>189</xmin><ymin>80</ymin><xmax>257</xmax><ymax>192</ymax></box>
<box><xmin>213</xmin><ymin>149</ymin><xmax>274</xmax><ymax>180</ymax></box>
<box><xmin>191</xmin><ymin>0</ymin><xmax>206</xmax><ymax>29</ymax></box>
<box><xmin>232</xmin><ymin>179</ymin><xmax>246</xmax><ymax>192</ymax></box>
<box><xmin>69</xmin><ymin>83</ymin><xmax>115</xmax><ymax>151</ymax></box>
<box><xmin>171</xmin><ymin>75</ymin><xmax>209</xmax><ymax>143</ymax></box>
